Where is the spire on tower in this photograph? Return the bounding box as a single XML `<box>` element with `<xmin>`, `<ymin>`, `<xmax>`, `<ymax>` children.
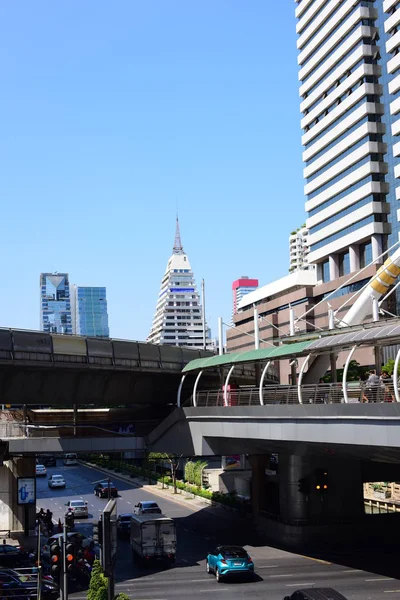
<box><xmin>173</xmin><ymin>216</ymin><xmax>184</xmax><ymax>254</ymax></box>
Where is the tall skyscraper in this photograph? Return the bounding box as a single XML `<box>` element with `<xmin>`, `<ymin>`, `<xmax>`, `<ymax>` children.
<box><xmin>40</xmin><ymin>273</ymin><xmax>72</xmax><ymax>334</ymax></box>
<box><xmin>289</xmin><ymin>225</ymin><xmax>314</xmax><ymax>273</ymax></box>
<box><xmin>296</xmin><ymin>0</ymin><xmax>395</xmax><ymax>289</ymax></box>
<box><xmin>232</xmin><ymin>277</ymin><xmax>259</xmax><ymax>317</ymax></box>
<box><xmin>70</xmin><ymin>285</ymin><xmax>109</xmax><ymax>337</ymax></box>
<box><xmin>148</xmin><ymin>218</ymin><xmax>207</xmax><ymax>348</ymax></box>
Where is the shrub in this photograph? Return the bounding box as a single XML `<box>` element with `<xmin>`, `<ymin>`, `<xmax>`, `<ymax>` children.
<box><xmin>115</xmin><ymin>594</ymin><xmax>130</xmax><ymax>600</ymax></box>
<box><xmin>87</xmin><ymin>560</ymin><xmax>108</xmax><ymax>600</ymax></box>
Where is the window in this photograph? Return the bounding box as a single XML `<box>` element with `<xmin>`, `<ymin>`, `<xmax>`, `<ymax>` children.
<box><xmin>322</xmin><ymin>260</ymin><xmax>330</xmax><ymax>283</ymax></box>
<box><xmin>360</xmin><ymin>241</ymin><xmax>373</xmax><ymax>268</ymax></box>
<box><xmin>339</xmin><ymin>251</ymin><xmax>350</xmax><ymax>277</ymax></box>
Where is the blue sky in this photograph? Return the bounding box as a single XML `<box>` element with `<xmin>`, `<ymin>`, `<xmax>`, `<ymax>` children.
<box><xmin>0</xmin><ymin>1</ymin><xmax>304</xmax><ymax>341</ymax></box>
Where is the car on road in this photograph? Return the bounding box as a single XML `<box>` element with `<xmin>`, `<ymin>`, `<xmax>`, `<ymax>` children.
<box><xmin>0</xmin><ymin>545</ymin><xmax>30</xmax><ymax>568</ymax></box>
<box><xmin>48</xmin><ymin>474</ymin><xmax>66</xmax><ymax>489</ymax></box>
<box><xmin>117</xmin><ymin>513</ymin><xmax>134</xmax><ymax>536</ymax></box>
<box><xmin>64</xmin><ymin>499</ymin><xmax>88</xmax><ymax>518</ymax></box>
<box><xmin>63</xmin><ymin>453</ymin><xmax>78</xmax><ymax>465</ymax></box>
<box><xmin>206</xmin><ymin>545</ymin><xmax>254</xmax><ymax>582</ymax></box>
<box><xmin>40</xmin><ymin>455</ymin><xmax>56</xmax><ymax>467</ymax></box>
<box><xmin>94</xmin><ymin>481</ymin><xmax>118</xmax><ymax>498</ymax></box>
<box><xmin>43</xmin><ymin>532</ymin><xmax>92</xmax><ymax>558</ymax></box>
<box><xmin>133</xmin><ymin>501</ymin><xmax>162</xmax><ymax>515</ymax></box>
<box><xmin>35</xmin><ymin>464</ymin><xmax>47</xmax><ymax>476</ymax></box>
<box><xmin>0</xmin><ymin>569</ymin><xmax>59</xmax><ymax>599</ymax></box>
<box><xmin>283</xmin><ymin>589</ymin><xmax>349</xmax><ymax>600</ymax></box>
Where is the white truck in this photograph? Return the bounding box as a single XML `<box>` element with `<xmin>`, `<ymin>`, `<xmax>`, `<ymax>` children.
<box><xmin>130</xmin><ymin>514</ymin><xmax>177</xmax><ymax>565</ymax></box>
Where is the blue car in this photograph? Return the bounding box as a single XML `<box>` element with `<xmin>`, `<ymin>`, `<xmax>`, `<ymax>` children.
<box><xmin>206</xmin><ymin>545</ymin><xmax>254</xmax><ymax>582</ymax></box>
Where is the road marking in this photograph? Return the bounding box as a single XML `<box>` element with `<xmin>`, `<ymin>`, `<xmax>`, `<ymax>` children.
<box><xmin>190</xmin><ymin>579</ymin><xmax>212</xmax><ymax>582</ymax></box>
<box><xmin>181</xmin><ymin>559</ymin><xmax>189</xmax><ymax>563</ymax></box>
<box><xmin>126</xmin><ymin>501</ymin><xmax>131</xmax><ymax>504</ymax></box>
<box><xmin>197</xmin><ymin>589</ymin><xmax>230</xmax><ymax>593</ymax></box>
<box><xmin>90</xmin><ymin>504</ymin><xmax>94</xmax><ymax>507</ymax></box>
<box><xmin>384</xmin><ymin>590</ymin><xmax>400</xmax><ymax>593</ymax></box>
<box><xmin>341</xmin><ymin>569</ymin><xmax>363</xmax><ymax>573</ymax></box>
<box><xmin>269</xmin><ymin>574</ymin><xmax>293</xmax><ymax>578</ymax></box>
<box><xmin>300</xmin><ymin>555</ymin><xmax>331</xmax><ymax>565</ymax></box>
<box><xmin>286</xmin><ymin>583</ymin><xmax>315</xmax><ymax>587</ymax></box>
<box><xmin>366</xmin><ymin>578</ymin><xmax>393</xmax><ymax>582</ymax></box>
<box><xmin>257</xmin><ymin>565</ymin><xmax>279</xmax><ymax>569</ymax></box>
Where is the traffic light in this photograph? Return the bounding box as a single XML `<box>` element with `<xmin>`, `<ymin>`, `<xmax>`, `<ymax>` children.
<box><xmin>50</xmin><ymin>542</ymin><xmax>61</xmax><ymax>577</ymax></box>
<box><xmin>93</xmin><ymin>518</ymin><xmax>103</xmax><ymax>545</ymax></box>
<box><xmin>65</xmin><ymin>542</ymin><xmax>76</xmax><ymax>572</ymax></box>
<box><xmin>298</xmin><ymin>477</ymin><xmax>310</xmax><ymax>494</ymax></box>
<box><xmin>315</xmin><ymin>468</ymin><xmax>329</xmax><ymax>493</ymax></box>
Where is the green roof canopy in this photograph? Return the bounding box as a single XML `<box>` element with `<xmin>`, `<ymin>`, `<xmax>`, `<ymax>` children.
<box><xmin>182</xmin><ymin>340</ymin><xmax>313</xmax><ymax>373</ymax></box>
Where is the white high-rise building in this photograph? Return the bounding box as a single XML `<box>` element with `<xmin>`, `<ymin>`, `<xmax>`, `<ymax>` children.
<box><xmin>289</xmin><ymin>226</ymin><xmax>315</xmax><ymax>272</ymax></box>
<box><xmin>148</xmin><ymin>218</ymin><xmax>208</xmax><ymax>348</ymax></box>
<box><xmin>296</xmin><ymin>0</ymin><xmax>392</xmax><ymax>285</ymax></box>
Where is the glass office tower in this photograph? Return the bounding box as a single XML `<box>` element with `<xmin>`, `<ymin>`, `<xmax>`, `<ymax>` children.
<box><xmin>295</xmin><ymin>0</ymin><xmax>395</xmax><ymax>287</ymax></box>
<box><xmin>40</xmin><ymin>273</ymin><xmax>73</xmax><ymax>334</ymax></box>
<box><xmin>70</xmin><ymin>285</ymin><xmax>109</xmax><ymax>337</ymax></box>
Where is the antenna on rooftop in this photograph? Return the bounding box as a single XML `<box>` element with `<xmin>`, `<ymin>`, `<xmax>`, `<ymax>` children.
<box><xmin>173</xmin><ymin>215</ymin><xmax>184</xmax><ymax>254</ymax></box>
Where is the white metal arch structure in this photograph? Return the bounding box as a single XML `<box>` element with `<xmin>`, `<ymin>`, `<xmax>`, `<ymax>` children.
<box><xmin>192</xmin><ymin>370</ymin><xmax>203</xmax><ymax>407</ymax></box>
<box><xmin>224</xmin><ymin>365</ymin><xmax>235</xmax><ymax>407</ymax></box>
<box><xmin>177</xmin><ymin>374</ymin><xmax>186</xmax><ymax>408</ymax></box>
<box><xmin>394</xmin><ymin>348</ymin><xmax>400</xmax><ymax>403</ymax></box>
<box><xmin>259</xmin><ymin>361</ymin><xmax>271</xmax><ymax>406</ymax></box>
<box><xmin>297</xmin><ymin>354</ymin><xmax>311</xmax><ymax>405</ymax></box>
<box><xmin>342</xmin><ymin>345</ymin><xmax>357</xmax><ymax>404</ymax></box>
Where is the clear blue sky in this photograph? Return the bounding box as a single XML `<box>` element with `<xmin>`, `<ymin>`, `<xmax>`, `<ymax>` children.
<box><xmin>0</xmin><ymin>1</ymin><xmax>304</xmax><ymax>341</ymax></box>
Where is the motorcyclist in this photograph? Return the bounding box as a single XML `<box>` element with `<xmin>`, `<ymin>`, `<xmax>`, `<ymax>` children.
<box><xmin>65</xmin><ymin>508</ymin><xmax>74</xmax><ymax>530</ymax></box>
<box><xmin>83</xmin><ymin>541</ymin><xmax>96</xmax><ymax>566</ymax></box>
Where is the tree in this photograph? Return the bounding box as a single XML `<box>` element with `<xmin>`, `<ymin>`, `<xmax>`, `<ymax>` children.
<box><xmin>148</xmin><ymin>452</ymin><xmax>181</xmax><ymax>494</ymax></box>
<box><xmin>382</xmin><ymin>358</ymin><xmax>400</xmax><ymax>377</ymax></box>
<box><xmin>87</xmin><ymin>560</ymin><xmax>108</xmax><ymax>600</ymax></box>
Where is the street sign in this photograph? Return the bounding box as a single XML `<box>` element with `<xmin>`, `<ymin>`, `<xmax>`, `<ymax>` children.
<box><xmin>102</xmin><ymin>498</ymin><xmax>117</xmax><ymax>600</ymax></box>
<box><xmin>17</xmin><ymin>477</ymin><xmax>36</xmax><ymax>505</ymax></box>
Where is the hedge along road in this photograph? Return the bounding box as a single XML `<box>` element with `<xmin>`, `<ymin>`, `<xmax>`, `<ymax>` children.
<box><xmin>36</xmin><ymin>460</ymin><xmax>400</xmax><ymax>600</ymax></box>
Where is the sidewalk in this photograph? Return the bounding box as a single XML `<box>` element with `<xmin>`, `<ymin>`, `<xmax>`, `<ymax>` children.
<box><xmin>81</xmin><ymin>461</ymin><xmax>247</xmax><ymax>519</ymax></box>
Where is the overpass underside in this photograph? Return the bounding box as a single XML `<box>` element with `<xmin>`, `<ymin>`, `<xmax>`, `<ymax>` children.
<box><xmin>148</xmin><ymin>405</ymin><xmax>400</xmax><ymax>547</ymax></box>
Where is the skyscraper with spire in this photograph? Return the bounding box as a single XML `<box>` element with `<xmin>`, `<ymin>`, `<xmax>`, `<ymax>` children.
<box><xmin>148</xmin><ymin>218</ymin><xmax>207</xmax><ymax>348</ymax></box>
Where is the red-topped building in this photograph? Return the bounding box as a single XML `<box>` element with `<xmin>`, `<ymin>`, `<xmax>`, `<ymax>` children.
<box><xmin>232</xmin><ymin>277</ymin><xmax>258</xmax><ymax>317</ymax></box>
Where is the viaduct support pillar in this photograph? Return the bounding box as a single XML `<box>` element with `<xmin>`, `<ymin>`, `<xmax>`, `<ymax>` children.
<box><xmin>0</xmin><ymin>457</ymin><xmax>36</xmax><ymax>535</ymax></box>
<box><xmin>255</xmin><ymin>452</ymin><xmax>370</xmax><ymax>547</ymax></box>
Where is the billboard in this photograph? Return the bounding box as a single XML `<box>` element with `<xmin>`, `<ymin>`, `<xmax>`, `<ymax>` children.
<box><xmin>17</xmin><ymin>477</ymin><xmax>36</xmax><ymax>505</ymax></box>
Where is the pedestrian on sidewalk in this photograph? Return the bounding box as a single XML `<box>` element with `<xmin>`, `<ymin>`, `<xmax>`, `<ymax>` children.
<box><xmin>57</xmin><ymin>519</ymin><xmax>62</xmax><ymax>534</ymax></box>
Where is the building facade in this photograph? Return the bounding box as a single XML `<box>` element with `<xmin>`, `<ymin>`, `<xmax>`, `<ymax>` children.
<box><xmin>289</xmin><ymin>226</ymin><xmax>315</xmax><ymax>272</ymax></box>
<box><xmin>232</xmin><ymin>277</ymin><xmax>259</xmax><ymax>317</ymax></box>
<box><xmin>226</xmin><ymin>268</ymin><xmax>376</xmax><ymax>383</ymax></box>
<box><xmin>40</xmin><ymin>273</ymin><xmax>72</xmax><ymax>334</ymax></box>
<box><xmin>70</xmin><ymin>285</ymin><xmax>109</xmax><ymax>337</ymax></box>
<box><xmin>148</xmin><ymin>218</ymin><xmax>208</xmax><ymax>348</ymax></box>
<box><xmin>296</xmin><ymin>0</ymin><xmax>395</xmax><ymax>288</ymax></box>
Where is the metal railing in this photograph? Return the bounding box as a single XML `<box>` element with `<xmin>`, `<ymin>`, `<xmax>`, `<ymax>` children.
<box><xmin>192</xmin><ymin>379</ymin><xmax>398</xmax><ymax>407</ymax></box>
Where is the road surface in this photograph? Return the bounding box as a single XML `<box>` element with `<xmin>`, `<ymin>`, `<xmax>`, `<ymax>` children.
<box><xmin>36</xmin><ymin>460</ymin><xmax>400</xmax><ymax>600</ymax></box>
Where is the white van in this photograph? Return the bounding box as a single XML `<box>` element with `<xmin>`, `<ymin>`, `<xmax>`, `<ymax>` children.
<box><xmin>63</xmin><ymin>453</ymin><xmax>78</xmax><ymax>465</ymax></box>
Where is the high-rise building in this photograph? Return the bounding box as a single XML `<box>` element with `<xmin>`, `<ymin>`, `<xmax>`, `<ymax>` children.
<box><xmin>232</xmin><ymin>277</ymin><xmax>259</xmax><ymax>317</ymax></box>
<box><xmin>148</xmin><ymin>218</ymin><xmax>208</xmax><ymax>348</ymax></box>
<box><xmin>40</xmin><ymin>273</ymin><xmax>72</xmax><ymax>334</ymax></box>
<box><xmin>296</xmin><ymin>0</ymin><xmax>396</xmax><ymax>288</ymax></box>
<box><xmin>289</xmin><ymin>225</ymin><xmax>315</xmax><ymax>272</ymax></box>
<box><xmin>70</xmin><ymin>285</ymin><xmax>109</xmax><ymax>337</ymax></box>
